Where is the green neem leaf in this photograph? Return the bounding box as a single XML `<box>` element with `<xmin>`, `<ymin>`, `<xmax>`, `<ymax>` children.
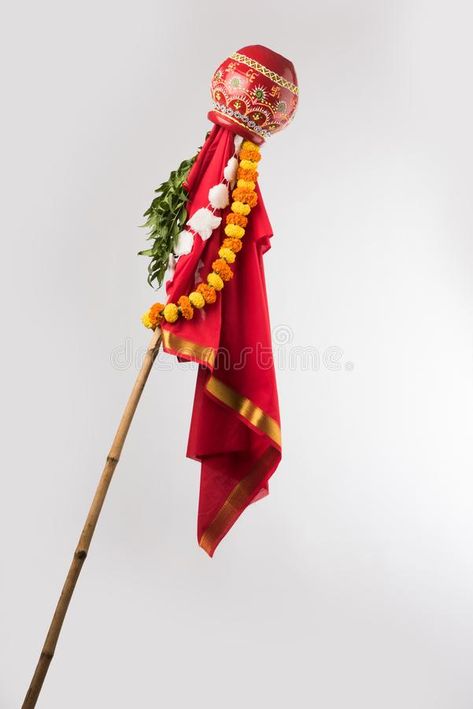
<box><xmin>139</xmin><ymin>147</ymin><xmax>200</xmax><ymax>289</ymax></box>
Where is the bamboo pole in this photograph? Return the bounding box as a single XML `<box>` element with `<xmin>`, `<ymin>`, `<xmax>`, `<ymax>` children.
<box><xmin>22</xmin><ymin>327</ymin><xmax>162</xmax><ymax>709</ymax></box>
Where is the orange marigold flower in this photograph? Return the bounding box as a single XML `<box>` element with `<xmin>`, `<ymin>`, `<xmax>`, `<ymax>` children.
<box><xmin>226</xmin><ymin>212</ymin><xmax>248</xmax><ymax>228</ymax></box>
<box><xmin>239</xmin><ymin>147</ymin><xmax>261</xmax><ymax>163</ymax></box>
<box><xmin>232</xmin><ymin>188</ymin><xmax>258</xmax><ymax>208</ymax></box>
<box><xmin>197</xmin><ymin>282</ymin><xmax>217</xmax><ymax>304</ymax></box>
<box><xmin>149</xmin><ymin>302</ymin><xmax>164</xmax><ymax>327</ymax></box>
<box><xmin>237</xmin><ymin>167</ymin><xmax>258</xmax><ymax>182</ymax></box>
<box><xmin>178</xmin><ymin>295</ymin><xmax>194</xmax><ymax>320</ymax></box>
<box><xmin>212</xmin><ymin>258</ymin><xmax>234</xmax><ymax>281</ymax></box>
<box><xmin>240</xmin><ymin>141</ymin><xmax>261</xmax><ymax>161</ymax></box>
<box><xmin>222</xmin><ymin>237</ymin><xmax>243</xmax><ymax>253</ymax></box>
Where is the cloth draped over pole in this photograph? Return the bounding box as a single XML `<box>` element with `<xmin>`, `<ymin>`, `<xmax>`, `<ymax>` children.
<box><xmin>160</xmin><ymin>124</ymin><xmax>282</xmax><ymax>555</ymax></box>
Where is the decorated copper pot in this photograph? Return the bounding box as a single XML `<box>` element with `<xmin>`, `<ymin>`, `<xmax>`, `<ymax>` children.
<box><xmin>208</xmin><ymin>44</ymin><xmax>299</xmax><ymax>144</ymax></box>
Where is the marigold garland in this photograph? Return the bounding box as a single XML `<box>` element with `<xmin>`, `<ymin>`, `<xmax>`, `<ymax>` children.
<box><xmin>142</xmin><ymin>139</ymin><xmax>261</xmax><ymax>328</ymax></box>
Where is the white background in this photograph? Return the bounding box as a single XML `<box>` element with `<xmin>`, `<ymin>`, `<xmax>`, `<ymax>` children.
<box><xmin>1</xmin><ymin>1</ymin><xmax>473</xmax><ymax>707</ymax></box>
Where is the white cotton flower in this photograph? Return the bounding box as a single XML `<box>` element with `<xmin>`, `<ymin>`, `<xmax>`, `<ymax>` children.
<box><xmin>208</xmin><ymin>183</ymin><xmax>229</xmax><ymax>210</ymax></box>
<box><xmin>223</xmin><ymin>156</ymin><xmax>238</xmax><ymax>183</ymax></box>
<box><xmin>234</xmin><ymin>134</ymin><xmax>244</xmax><ymax>153</ymax></box>
<box><xmin>187</xmin><ymin>207</ymin><xmax>221</xmax><ymax>240</ymax></box>
<box><xmin>174</xmin><ymin>230</ymin><xmax>194</xmax><ymax>256</ymax></box>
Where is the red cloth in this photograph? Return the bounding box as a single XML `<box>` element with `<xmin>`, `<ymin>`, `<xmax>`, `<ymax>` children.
<box><xmin>161</xmin><ymin>125</ymin><xmax>281</xmax><ymax>556</ymax></box>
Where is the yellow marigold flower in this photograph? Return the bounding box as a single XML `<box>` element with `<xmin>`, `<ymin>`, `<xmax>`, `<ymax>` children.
<box><xmin>231</xmin><ymin>201</ymin><xmax>251</xmax><ymax>216</ymax></box>
<box><xmin>239</xmin><ymin>159</ymin><xmax>258</xmax><ymax>171</ymax></box>
<box><xmin>163</xmin><ymin>303</ymin><xmax>179</xmax><ymax>323</ymax></box>
<box><xmin>242</xmin><ymin>139</ymin><xmax>259</xmax><ymax>150</ymax></box>
<box><xmin>178</xmin><ymin>295</ymin><xmax>194</xmax><ymax>320</ymax></box>
<box><xmin>241</xmin><ymin>139</ymin><xmax>260</xmax><ymax>151</ymax></box>
<box><xmin>237</xmin><ymin>179</ymin><xmax>256</xmax><ymax>191</ymax></box>
<box><xmin>226</xmin><ymin>212</ymin><xmax>248</xmax><ymax>228</ymax></box>
<box><xmin>207</xmin><ymin>272</ymin><xmax>224</xmax><ymax>291</ymax></box>
<box><xmin>218</xmin><ymin>246</ymin><xmax>236</xmax><ymax>264</ymax></box>
<box><xmin>189</xmin><ymin>291</ymin><xmax>205</xmax><ymax>309</ymax></box>
<box><xmin>197</xmin><ymin>283</ymin><xmax>217</xmax><ymax>303</ymax></box>
<box><xmin>141</xmin><ymin>311</ymin><xmax>153</xmax><ymax>329</ymax></box>
<box><xmin>222</xmin><ymin>237</ymin><xmax>243</xmax><ymax>253</ymax></box>
<box><xmin>224</xmin><ymin>223</ymin><xmax>245</xmax><ymax>239</ymax></box>
<box><xmin>232</xmin><ymin>188</ymin><xmax>258</xmax><ymax>208</ymax></box>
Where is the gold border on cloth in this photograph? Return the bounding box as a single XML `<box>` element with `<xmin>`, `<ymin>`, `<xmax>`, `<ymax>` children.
<box><xmin>199</xmin><ymin>446</ymin><xmax>280</xmax><ymax>555</ymax></box>
<box><xmin>162</xmin><ymin>329</ymin><xmax>216</xmax><ymax>367</ymax></box>
<box><xmin>205</xmin><ymin>375</ymin><xmax>281</xmax><ymax>447</ymax></box>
